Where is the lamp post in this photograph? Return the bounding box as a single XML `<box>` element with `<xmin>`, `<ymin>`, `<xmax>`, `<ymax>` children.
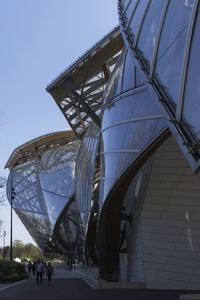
<box><xmin>10</xmin><ymin>183</ymin><xmax>15</xmax><ymax>261</ymax></box>
<box><xmin>0</xmin><ymin>183</ymin><xmax>6</xmax><ymax>260</ymax></box>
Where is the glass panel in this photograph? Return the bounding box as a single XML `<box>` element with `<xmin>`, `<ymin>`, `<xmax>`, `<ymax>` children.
<box><xmin>182</xmin><ymin>5</ymin><xmax>200</xmax><ymax>141</ymax></box>
<box><xmin>16</xmin><ymin>209</ymin><xmax>50</xmax><ymax>250</ymax></box>
<box><xmin>102</xmin><ymin>118</ymin><xmax>166</xmax><ymax>153</ymax></box>
<box><xmin>38</xmin><ymin>141</ymin><xmax>80</xmax><ymax>198</ymax></box>
<box><xmin>122</xmin><ymin>51</ymin><xmax>135</xmax><ymax>92</ymax></box>
<box><xmin>137</xmin><ymin>0</ymin><xmax>165</xmax><ymax>66</ymax></box>
<box><xmin>115</xmin><ymin>50</ymin><xmax>127</xmax><ymax>96</ymax></box>
<box><xmin>103</xmin><ymin>50</ymin><xmax>125</xmax><ymax>108</ymax></box>
<box><xmin>128</xmin><ymin>0</ymin><xmax>149</xmax><ymax>39</ymax></box>
<box><xmin>135</xmin><ymin>65</ymin><xmax>145</xmax><ymax>86</ymax></box>
<box><xmin>102</xmin><ymin>89</ymin><xmax>164</xmax><ymax>129</ymax></box>
<box><xmin>101</xmin><ymin>68</ymin><xmax>167</xmax><ymax>204</ymax></box>
<box><xmin>121</xmin><ymin>0</ymin><xmax>131</xmax><ymax>15</ymax></box>
<box><xmin>7</xmin><ymin>170</ymin><xmax>46</xmax><ymax>214</ymax></box>
<box><xmin>123</xmin><ymin>0</ymin><xmax>139</xmax><ymax>26</ymax></box>
<box><xmin>102</xmin><ymin>152</ymin><xmax>135</xmax><ymax>192</ymax></box>
<box><xmin>42</xmin><ymin>190</ymin><xmax>69</xmax><ymax>228</ymax></box>
<box><xmin>101</xmin><ymin>178</ymin><xmax>115</xmax><ymax>208</ymax></box>
<box><xmin>155</xmin><ymin>0</ymin><xmax>194</xmax><ymax>104</ymax></box>
<box><xmin>75</xmin><ymin>123</ymin><xmax>100</xmax><ymax>213</ymax></box>
<box><xmin>39</xmin><ymin>167</ymin><xmax>74</xmax><ymax>198</ymax></box>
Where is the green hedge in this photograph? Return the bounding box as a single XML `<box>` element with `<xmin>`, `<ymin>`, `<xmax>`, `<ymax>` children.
<box><xmin>0</xmin><ymin>261</ymin><xmax>28</xmax><ymax>283</ymax></box>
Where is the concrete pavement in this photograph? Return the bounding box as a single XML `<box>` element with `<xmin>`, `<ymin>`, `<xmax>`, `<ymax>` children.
<box><xmin>0</xmin><ymin>267</ymin><xmax>200</xmax><ymax>300</ymax></box>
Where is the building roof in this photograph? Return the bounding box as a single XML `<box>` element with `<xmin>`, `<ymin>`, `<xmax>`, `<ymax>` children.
<box><xmin>46</xmin><ymin>26</ymin><xmax>124</xmax><ymax>137</ymax></box>
<box><xmin>5</xmin><ymin>130</ymin><xmax>75</xmax><ymax>169</ymax></box>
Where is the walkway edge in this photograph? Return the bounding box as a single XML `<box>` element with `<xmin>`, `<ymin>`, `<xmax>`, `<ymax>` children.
<box><xmin>0</xmin><ymin>279</ymin><xmax>29</xmax><ymax>291</ymax></box>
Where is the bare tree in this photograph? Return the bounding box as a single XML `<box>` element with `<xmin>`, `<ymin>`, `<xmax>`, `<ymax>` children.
<box><xmin>0</xmin><ymin>176</ymin><xmax>6</xmax><ymax>204</ymax></box>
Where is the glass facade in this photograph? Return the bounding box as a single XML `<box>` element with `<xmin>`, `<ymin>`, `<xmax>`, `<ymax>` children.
<box><xmin>39</xmin><ymin>141</ymin><xmax>80</xmax><ymax>229</ymax></box>
<box><xmin>118</xmin><ymin>0</ymin><xmax>200</xmax><ymax>171</ymax></box>
<box><xmin>100</xmin><ymin>48</ymin><xmax>167</xmax><ymax>208</ymax></box>
<box><xmin>6</xmin><ymin>133</ymin><xmax>80</xmax><ymax>254</ymax></box>
<box><xmin>183</xmin><ymin>4</ymin><xmax>200</xmax><ymax>141</ymax></box>
<box><xmin>75</xmin><ymin>123</ymin><xmax>100</xmax><ymax>214</ymax></box>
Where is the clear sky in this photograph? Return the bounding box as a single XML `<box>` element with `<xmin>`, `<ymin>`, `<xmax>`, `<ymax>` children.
<box><xmin>0</xmin><ymin>0</ymin><xmax>118</xmax><ymax>247</ymax></box>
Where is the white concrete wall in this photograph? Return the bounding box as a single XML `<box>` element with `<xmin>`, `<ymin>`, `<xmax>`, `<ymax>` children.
<box><xmin>141</xmin><ymin>136</ymin><xmax>200</xmax><ymax>289</ymax></box>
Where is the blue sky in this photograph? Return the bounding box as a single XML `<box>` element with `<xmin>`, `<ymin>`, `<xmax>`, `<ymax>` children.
<box><xmin>0</xmin><ymin>0</ymin><xmax>118</xmax><ymax>246</ymax></box>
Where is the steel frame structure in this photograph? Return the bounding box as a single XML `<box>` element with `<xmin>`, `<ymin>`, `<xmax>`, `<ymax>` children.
<box><xmin>46</xmin><ymin>26</ymin><xmax>124</xmax><ymax>137</ymax></box>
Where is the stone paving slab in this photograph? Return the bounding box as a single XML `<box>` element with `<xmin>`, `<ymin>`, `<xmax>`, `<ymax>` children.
<box><xmin>1</xmin><ymin>277</ymin><xmax>200</xmax><ymax>300</ymax></box>
<box><xmin>1</xmin><ymin>267</ymin><xmax>200</xmax><ymax>300</ymax></box>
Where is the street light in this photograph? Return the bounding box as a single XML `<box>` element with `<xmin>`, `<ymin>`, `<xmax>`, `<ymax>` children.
<box><xmin>10</xmin><ymin>185</ymin><xmax>15</xmax><ymax>261</ymax></box>
<box><xmin>0</xmin><ymin>183</ymin><xmax>6</xmax><ymax>260</ymax></box>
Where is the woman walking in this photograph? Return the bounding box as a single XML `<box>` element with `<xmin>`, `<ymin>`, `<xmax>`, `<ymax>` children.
<box><xmin>46</xmin><ymin>262</ymin><xmax>55</xmax><ymax>286</ymax></box>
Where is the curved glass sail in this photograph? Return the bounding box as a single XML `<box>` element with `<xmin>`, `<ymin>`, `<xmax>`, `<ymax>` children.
<box><xmin>118</xmin><ymin>0</ymin><xmax>200</xmax><ymax>172</ymax></box>
<box><xmin>75</xmin><ymin>123</ymin><xmax>100</xmax><ymax>214</ymax></box>
<box><xmin>99</xmin><ymin>48</ymin><xmax>167</xmax><ymax>209</ymax></box>
<box><xmin>6</xmin><ymin>133</ymin><xmax>80</xmax><ymax>253</ymax></box>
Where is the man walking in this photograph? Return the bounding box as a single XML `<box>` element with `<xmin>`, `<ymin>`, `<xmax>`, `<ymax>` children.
<box><xmin>36</xmin><ymin>259</ymin><xmax>45</xmax><ymax>286</ymax></box>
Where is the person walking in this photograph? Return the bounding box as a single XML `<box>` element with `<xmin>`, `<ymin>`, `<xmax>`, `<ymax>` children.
<box><xmin>45</xmin><ymin>262</ymin><xmax>55</xmax><ymax>286</ymax></box>
<box><xmin>32</xmin><ymin>261</ymin><xmax>37</xmax><ymax>276</ymax></box>
<box><xmin>27</xmin><ymin>262</ymin><xmax>32</xmax><ymax>277</ymax></box>
<box><xmin>36</xmin><ymin>259</ymin><xmax>45</xmax><ymax>286</ymax></box>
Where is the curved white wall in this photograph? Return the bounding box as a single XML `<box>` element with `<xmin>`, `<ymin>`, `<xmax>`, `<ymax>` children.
<box><xmin>127</xmin><ymin>135</ymin><xmax>200</xmax><ymax>289</ymax></box>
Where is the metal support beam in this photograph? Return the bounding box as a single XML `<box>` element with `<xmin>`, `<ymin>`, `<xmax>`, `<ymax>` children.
<box><xmin>102</xmin><ymin>63</ymin><xmax>111</xmax><ymax>82</ymax></box>
<box><xmin>72</xmin><ymin>92</ymin><xmax>101</xmax><ymax>128</ymax></box>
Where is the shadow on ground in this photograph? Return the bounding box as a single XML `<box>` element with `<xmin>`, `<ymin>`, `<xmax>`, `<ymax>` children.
<box><xmin>0</xmin><ymin>278</ymin><xmax>200</xmax><ymax>300</ymax></box>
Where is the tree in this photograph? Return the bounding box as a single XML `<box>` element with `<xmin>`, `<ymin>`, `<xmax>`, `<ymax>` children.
<box><xmin>0</xmin><ymin>241</ymin><xmax>45</xmax><ymax>261</ymax></box>
<box><xmin>13</xmin><ymin>240</ymin><xmax>25</xmax><ymax>258</ymax></box>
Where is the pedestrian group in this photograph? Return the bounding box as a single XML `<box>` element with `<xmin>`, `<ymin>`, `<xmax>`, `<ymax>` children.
<box><xmin>27</xmin><ymin>259</ymin><xmax>55</xmax><ymax>286</ymax></box>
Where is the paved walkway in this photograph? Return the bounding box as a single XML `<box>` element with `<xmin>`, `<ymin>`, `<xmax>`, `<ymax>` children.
<box><xmin>0</xmin><ymin>267</ymin><xmax>200</xmax><ymax>300</ymax></box>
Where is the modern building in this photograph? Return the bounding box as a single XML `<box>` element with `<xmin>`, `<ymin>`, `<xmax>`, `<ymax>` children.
<box><xmin>6</xmin><ymin>0</ymin><xmax>200</xmax><ymax>290</ymax></box>
<box><xmin>6</xmin><ymin>131</ymin><xmax>81</xmax><ymax>257</ymax></box>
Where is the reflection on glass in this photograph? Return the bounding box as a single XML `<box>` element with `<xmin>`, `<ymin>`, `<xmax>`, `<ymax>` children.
<box><xmin>75</xmin><ymin>123</ymin><xmax>100</xmax><ymax>213</ymax></box>
<box><xmin>122</xmin><ymin>51</ymin><xmax>135</xmax><ymax>92</ymax></box>
<box><xmin>102</xmin><ymin>88</ymin><xmax>163</xmax><ymax>129</ymax></box>
<box><xmin>101</xmin><ymin>41</ymin><xmax>167</xmax><ymax>205</ymax></box>
<box><xmin>128</xmin><ymin>0</ymin><xmax>149</xmax><ymax>38</ymax></box>
<box><xmin>182</xmin><ymin>6</ymin><xmax>200</xmax><ymax>141</ymax></box>
<box><xmin>103</xmin><ymin>50</ymin><xmax>125</xmax><ymax>108</ymax></box>
<box><xmin>123</xmin><ymin>0</ymin><xmax>139</xmax><ymax>26</ymax></box>
<box><xmin>155</xmin><ymin>0</ymin><xmax>194</xmax><ymax>104</ymax></box>
<box><xmin>16</xmin><ymin>209</ymin><xmax>50</xmax><ymax>250</ymax></box>
<box><xmin>43</xmin><ymin>190</ymin><xmax>68</xmax><ymax>229</ymax></box>
<box><xmin>137</xmin><ymin>0</ymin><xmax>165</xmax><ymax>67</ymax></box>
<box><xmin>102</xmin><ymin>119</ymin><xmax>165</xmax><ymax>153</ymax></box>
<box><xmin>6</xmin><ymin>138</ymin><xmax>80</xmax><ymax>253</ymax></box>
<box><xmin>39</xmin><ymin>167</ymin><xmax>74</xmax><ymax>198</ymax></box>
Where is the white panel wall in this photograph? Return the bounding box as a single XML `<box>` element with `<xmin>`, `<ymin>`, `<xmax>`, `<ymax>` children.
<box><xmin>124</xmin><ymin>159</ymin><xmax>153</xmax><ymax>283</ymax></box>
<box><xmin>141</xmin><ymin>136</ymin><xmax>200</xmax><ymax>289</ymax></box>
<box><xmin>127</xmin><ymin>215</ymin><xmax>144</xmax><ymax>282</ymax></box>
